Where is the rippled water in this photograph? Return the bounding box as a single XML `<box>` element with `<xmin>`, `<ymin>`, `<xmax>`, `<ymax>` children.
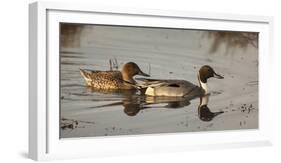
<box><xmin>60</xmin><ymin>25</ymin><xmax>258</xmax><ymax>138</ymax></box>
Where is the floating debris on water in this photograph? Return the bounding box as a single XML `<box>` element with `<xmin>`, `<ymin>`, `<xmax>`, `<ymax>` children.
<box><xmin>61</xmin><ymin>119</ymin><xmax>78</xmax><ymax>130</ymax></box>
<box><xmin>239</xmin><ymin>104</ymin><xmax>255</xmax><ymax>113</ymax></box>
<box><xmin>109</xmin><ymin>58</ymin><xmax>119</xmax><ymax>71</ymax></box>
<box><xmin>211</xmin><ymin>90</ymin><xmax>222</xmax><ymax>95</ymax></box>
<box><xmin>246</xmin><ymin>81</ymin><xmax>258</xmax><ymax>86</ymax></box>
<box><xmin>61</xmin><ymin>117</ymin><xmax>95</xmax><ymax>130</ymax></box>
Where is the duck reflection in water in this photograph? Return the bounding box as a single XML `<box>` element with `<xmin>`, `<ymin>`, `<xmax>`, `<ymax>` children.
<box><xmin>122</xmin><ymin>96</ymin><xmax>191</xmax><ymax>116</ymax></box>
<box><xmin>198</xmin><ymin>94</ymin><xmax>224</xmax><ymax>121</ymax></box>
<box><xmin>123</xmin><ymin>94</ymin><xmax>224</xmax><ymax>122</ymax></box>
<box><xmin>87</xmin><ymin>88</ymin><xmax>224</xmax><ymax>121</ymax></box>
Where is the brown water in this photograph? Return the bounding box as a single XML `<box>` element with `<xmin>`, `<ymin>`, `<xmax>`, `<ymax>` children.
<box><xmin>60</xmin><ymin>25</ymin><xmax>258</xmax><ymax>138</ymax></box>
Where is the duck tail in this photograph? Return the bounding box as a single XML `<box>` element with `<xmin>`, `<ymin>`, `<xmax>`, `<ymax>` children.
<box><xmin>79</xmin><ymin>69</ymin><xmax>92</xmax><ymax>82</ymax></box>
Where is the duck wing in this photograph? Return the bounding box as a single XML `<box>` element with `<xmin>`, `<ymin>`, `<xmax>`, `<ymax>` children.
<box><xmin>80</xmin><ymin>69</ymin><xmax>122</xmax><ymax>81</ymax></box>
<box><xmin>137</xmin><ymin>78</ymin><xmax>201</xmax><ymax>97</ymax></box>
<box><xmin>136</xmin><ymin>78</ymin><xmax>177</xmax><ymax>87</ymax></box>
<box><xmin>80</xmin><ymin>69</ymin><xmax>125</xmax><ymax>89</ymax></box>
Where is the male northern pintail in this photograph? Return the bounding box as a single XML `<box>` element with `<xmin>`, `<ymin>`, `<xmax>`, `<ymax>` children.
<box><xmin>137</xmin><ymin>65</ymin><xmax>224</xmax><ymax>97</ymax></box>
<box><xmin>80</xmin><ymin>62</ymin><xmax>150</xmax><ymax>90</ymax></box>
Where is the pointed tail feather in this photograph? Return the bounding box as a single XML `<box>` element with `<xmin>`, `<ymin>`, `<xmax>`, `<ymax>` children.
<box><xmin>80</xmin><ymin>69</ymin><xmax>92</xmax><ymax>82</ymax></box>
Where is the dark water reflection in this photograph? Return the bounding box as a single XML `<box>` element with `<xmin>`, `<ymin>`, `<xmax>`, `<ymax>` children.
<box><xmin>85</xmin><ymin>89</ymin><xmax>224</xmax><ymax>121</ymax></box>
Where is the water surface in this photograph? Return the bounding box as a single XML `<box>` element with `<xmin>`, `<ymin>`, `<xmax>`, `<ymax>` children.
<box><xmin>60</xmin><ymin>25</ymin><xmax>258</xmax><ymax>138</ymax></box>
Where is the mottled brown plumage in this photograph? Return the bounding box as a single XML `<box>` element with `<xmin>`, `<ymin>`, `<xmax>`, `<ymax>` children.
<box><xmin>80</xmin><ymin>62</ymin><xmax>150</xmax><ymax>90</ymax></box>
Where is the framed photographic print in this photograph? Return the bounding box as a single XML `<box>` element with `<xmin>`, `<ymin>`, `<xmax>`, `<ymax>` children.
<box><xmin>29</xmin><ymin>1</ymin><xmax>274</xmax><ymax>161</ymax></box>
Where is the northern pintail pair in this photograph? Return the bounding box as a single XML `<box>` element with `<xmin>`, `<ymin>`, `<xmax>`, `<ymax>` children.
<box><xmin>80</xmin><ymin>63</ymin><xmax>223</xmax><ymax>97</ymax></box>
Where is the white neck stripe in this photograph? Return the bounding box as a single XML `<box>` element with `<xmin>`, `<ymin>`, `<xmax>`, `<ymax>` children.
<box><xmin>198</xmin><ymin>74</ymin><xmax>208</xmax><ymax>94</ymax></box>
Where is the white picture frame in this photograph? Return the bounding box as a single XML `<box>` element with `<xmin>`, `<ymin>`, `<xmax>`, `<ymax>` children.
<box><xmin>29</xmin><ymin>1</ymin><xmax>274</xmax><ymax>161</ymax></box>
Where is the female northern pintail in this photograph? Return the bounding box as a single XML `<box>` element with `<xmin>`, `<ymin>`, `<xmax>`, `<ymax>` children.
<box><xmin>80</xmin><ymin>62</ymin><xmax>150</xmax><ymax>90</ymax></box>
<box><xmin>137</xmin><ymin>65</ymin><xmax>224</xmax><ymax>97</ymax></box>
